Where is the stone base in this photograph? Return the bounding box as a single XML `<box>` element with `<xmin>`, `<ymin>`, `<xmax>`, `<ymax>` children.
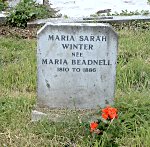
<box><xmin>31</xmin><ymin>108</ymin><xmax>100</xmax><ymax>122</ymax></box>
<box><xmin>31</xmin><ymin>110</ymin><xmax>47</xmax><ymax>122</ymax></box>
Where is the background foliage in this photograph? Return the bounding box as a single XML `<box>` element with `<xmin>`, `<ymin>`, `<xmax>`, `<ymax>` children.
<box><xmin>0</xmin><ymin>0</ymin><xmax>7</xmax><ymax>11</ymax></box>
<box><xmin>6</xmin><ymin>0</ymin><xmax>59</xmax><ymax>28</ymax></box>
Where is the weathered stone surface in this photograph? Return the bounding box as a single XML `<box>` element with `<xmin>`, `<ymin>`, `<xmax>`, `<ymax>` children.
<box><xmin>49</xmin><ymin>0</ymin><xmax>150</xmax><ymax>17</ymax></box>
<box><xmin>36</xmin><ymin>22</ymin><xmax>118</xmax><ymax>110</ymax></box>
<box><xmin>0</xmin><ymin>13</ymin><xmax>6</xmax><ymax>25</ymax></box>
<box><xmin>31</xmin><ymin>110</ymin><xmax>47</xmax><ymax>121</ymax></box>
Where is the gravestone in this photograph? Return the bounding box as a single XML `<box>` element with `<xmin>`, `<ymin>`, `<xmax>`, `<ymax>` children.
<box><xmin>32</xmin><ymin>22</ymin><xmax>118</xmax><ymax>121</ymax></box>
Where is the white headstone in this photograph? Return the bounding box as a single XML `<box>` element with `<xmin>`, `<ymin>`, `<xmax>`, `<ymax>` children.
<box><xmin>37</xmin><ymin>22</ymin><xmax>118</xmax><ymax>109</ymax></box>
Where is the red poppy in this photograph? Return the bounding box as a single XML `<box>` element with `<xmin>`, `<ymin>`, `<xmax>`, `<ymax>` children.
<box><xmin>102</xmin><ymin>106</ymin><xmax>118</xmax><ymax>120</ymax></box>
<box><xmin>90</xmin><ymin>122</ymin><xmax>98</xmax><ymax>132</ymax></box>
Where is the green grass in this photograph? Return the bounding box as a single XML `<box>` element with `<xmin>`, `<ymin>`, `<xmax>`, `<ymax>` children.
<box><xmin>0</xmin><ymin>30</ymin><xmax>150</xmax><ymax>146</ymax></box>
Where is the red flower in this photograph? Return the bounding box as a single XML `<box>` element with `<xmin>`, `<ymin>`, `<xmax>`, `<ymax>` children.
<box><xmin>102</xmin><ymin>106</ymin><xmax>118</xmax><ymax>120</ymax></box>
<box><xmin>90</xmin><ymin>122</ymin><xmax>98</xmax><ymax>132</ymax></box>
<box><xmin>102</xmin><ymin>113</ymin><xmax>108</xmax><ymax>120</ymax></box>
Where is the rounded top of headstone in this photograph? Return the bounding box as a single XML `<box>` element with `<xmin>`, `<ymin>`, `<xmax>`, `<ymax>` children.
<box><xmin>37</xmin><ymin>22</ymin><xmax>118</xmax><ymax>37</ymax></box>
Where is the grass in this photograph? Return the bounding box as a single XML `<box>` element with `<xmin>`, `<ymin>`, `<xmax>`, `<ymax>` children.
<box><xmin>0</xmin><ymin>30</ymin><xmax>150</xmax><ymax>146</ymax></box>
